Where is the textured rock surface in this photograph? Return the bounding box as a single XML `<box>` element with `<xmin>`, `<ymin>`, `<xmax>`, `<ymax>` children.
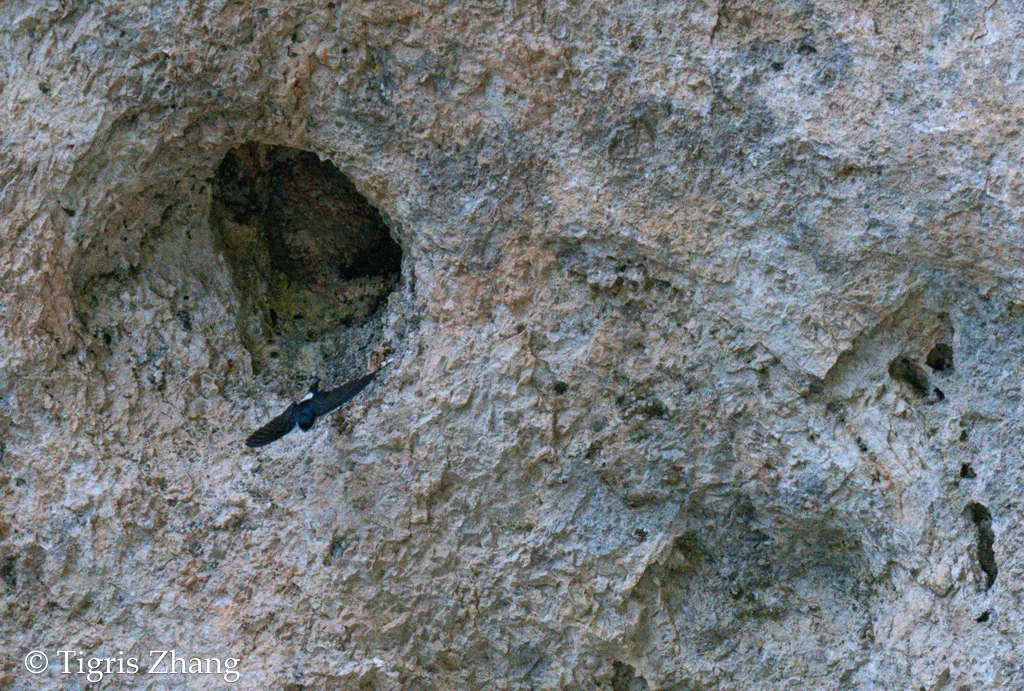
<box><xmin>2</xmin><ymin>0</ymin><xmax>1024</xmax><ymax>688</ymax></box>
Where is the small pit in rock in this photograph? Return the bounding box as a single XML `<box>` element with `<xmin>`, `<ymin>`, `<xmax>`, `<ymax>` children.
<box><xmin>888</xmin><ymin>356</ymin><xmax>930</xmax><ymax>398</ymax></box>
<box><xmin>611</xmin><ymin>661</ymin><xmax>649</xmax><ymax>691</ymax></box>
<box><xmin>211</xmin><ymin>143</ymin><xmax>401</xmax><ymax>387</ymax></box>
<box><xmin>926</xmin><ymin>343</ymin><xmax>954</xmax><ymax>372</ymax></box>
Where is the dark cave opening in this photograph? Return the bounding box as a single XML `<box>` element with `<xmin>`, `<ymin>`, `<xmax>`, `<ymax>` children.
<box><xmin>214</xmin><ymin>143</ymin><xmax>401</xmax><ymax>281</ymax></box>
<box><xmin>210</xmin><ymin>143</ymin><xmax>401</xmax><ymax>382</ymax></box>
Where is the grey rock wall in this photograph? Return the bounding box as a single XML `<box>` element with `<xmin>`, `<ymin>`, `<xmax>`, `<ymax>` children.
<box><xmin>2</xmin><ymin>0</ymin><xmax>1024</xmax><ymax>688</ymax></box>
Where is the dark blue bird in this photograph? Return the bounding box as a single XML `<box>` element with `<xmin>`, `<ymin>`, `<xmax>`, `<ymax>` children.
<box><xmin>246</xmin><ymin>371</ymin><xmax>378</xmax><ymax>448</ymax></box>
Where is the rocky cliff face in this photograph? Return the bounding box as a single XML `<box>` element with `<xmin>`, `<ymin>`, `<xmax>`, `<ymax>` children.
<box><xmin>2</xmin><ymin>1</ymin><xmax>1023</xmax><ymax>689</ymax></box>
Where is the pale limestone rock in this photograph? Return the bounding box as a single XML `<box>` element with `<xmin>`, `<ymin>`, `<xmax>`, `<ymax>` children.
<box><xmin>2</xmin><ymin>1</ymin><xmax>1023</xmax><ymax>689</ymax></box>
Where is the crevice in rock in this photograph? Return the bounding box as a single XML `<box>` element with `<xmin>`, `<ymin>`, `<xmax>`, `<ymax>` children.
<box><xmin>611</xmin><ymin>661</ymin><xmax>649</xmax><ymax>691</ymax></box>
<box><xmin>967</xmin><ymin>502</ymin><xmax>997</xmax><ymax>591</ymax></box>
<box><xmin>323</xmin><ymin>535</ymin><xmax>347</xmax><ymax>566</ymax></box>
<box><xmin>888</xmin><ymin>355</ymin><xmax>930</xmax><ymax>398</ymax></box>
<box><xmin>211</xmin><ymin>143</ymin><xmax>402</xmax><ymax>385</ymax></box>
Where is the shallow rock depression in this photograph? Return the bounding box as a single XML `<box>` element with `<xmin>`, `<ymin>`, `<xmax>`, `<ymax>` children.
<box><xmin>2</xmin><ymin>1</ymin><xmax>1024</xmax><ymax>689</ymax></box>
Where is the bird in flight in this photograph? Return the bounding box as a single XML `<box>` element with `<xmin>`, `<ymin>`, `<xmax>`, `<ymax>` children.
<box><xmin>246</xmin><ymin>370</ymin><xmax>379</xmax><ymax>448</ymax></box>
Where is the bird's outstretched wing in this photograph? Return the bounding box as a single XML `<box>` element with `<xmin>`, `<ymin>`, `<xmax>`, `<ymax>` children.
<box><xmin>312</xmin><ymin>371</ymin><xmax>378</xmax><ymax>417</ymax></box>
<box><xmin>246</xmin><ymin>405</ymin><xmax>296</xmax><ymax>447</ymax></box>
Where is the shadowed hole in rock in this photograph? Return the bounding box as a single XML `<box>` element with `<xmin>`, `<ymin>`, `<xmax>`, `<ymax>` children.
<box><xmin>639</xmin><ymin>399</ymin><xmax>667</xmax><ymax>419</ymax></box>
<box><xmin>959</xmin><ymin>463</ymin><xmax>976</xmax><ymax>479</ymax></box>
<box><xmin>0</xmin><ymin>556</ymin><xmax>15</xmax><ymax>590</ymax></box>
<box><xmin>210</xmin><ymin>143</ymin><xmax>401</xmax><ymax>385</ymax></box>
<box><xmin>888</xmin><ymin>356</ymin><xmax>930</xmax><ymax>398</ymax></box>
<box><xmin>323</xmin><ymin>535</ymin><xmax>347</xmax><ymax>566</ymax></box>
<box><xmin>611</xmin><ymin>661</ymin><xmax>649</xmax><ymax>691</ymax></box>
<box><xmin>967</xmin><ymin>502</ymin><xmax>997</xmax><ymax>591</ymax></box>
<box><xmin>926</xmin><ymin>342</ymin><xmax>954</xmax><ymax>372</ymax></box>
